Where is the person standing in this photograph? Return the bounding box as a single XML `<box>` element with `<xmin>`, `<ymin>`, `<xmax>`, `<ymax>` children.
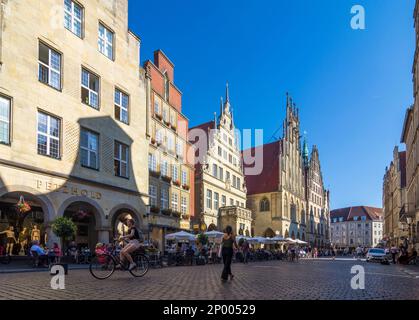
<box><xmin>390</xmin><ymin>244</ymin><xmax>398</xmax><ymax>264</ymax></box>
<box><xmin>221</xmin><ymin>226</ymin><xmax>238</xmax><ymax>281</ymax></box>
<box><xmin>242</xmin><ymin>240</ymin><xmax>249</xmax><ymax>264</ymax></box>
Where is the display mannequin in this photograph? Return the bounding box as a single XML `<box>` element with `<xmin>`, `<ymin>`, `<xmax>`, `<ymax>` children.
<box><xmin>18</xmin><ymin>227</ymin><xmax>28</xmax><ymax>255</ymax></box>
<box><xmin>31</xmin><ymin>225</ymin><xmax>41</xmax><ymax>242</ymax></box>
<box><xmin>0</xmin><ymin>226</ymin><xmax>17</xmax><ymax>255</ymax></box>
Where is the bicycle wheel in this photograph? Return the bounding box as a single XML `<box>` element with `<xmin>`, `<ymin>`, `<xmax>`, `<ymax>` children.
<box><xmin>129</xmin><ymin>254</ymin><xmax>149</xmax><ymax>278</ymax></box>
<box><xmin>89</xmin><ymin>254</ymin><xmax>115</xmax><ymax>280</ymax></box>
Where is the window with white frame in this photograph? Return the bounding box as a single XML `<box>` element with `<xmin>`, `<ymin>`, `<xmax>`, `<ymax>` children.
<box><xmin>181</xmin><ymin>196</ymin><xmax>187</xmax><ymax>215</ymax></box>
<box><xmin>38</xmin><ymin>42</ymin><xmax>61</xmax><ymax>90</ymax></box>
<box><xmin>64</xmin><ymin>0</ymin><xmax>83</xmax><ymax>37</ymax></box>
<box><xmin>214</xmin><ymin>192</ymin><xmax>219</xmax><ymax>210</ymax></box>
<box><xmin>162</xmin><ymin>105</ymin><xmax>168</xmax><ymax>122</ymax></box>
<box><xmin>80</xmin><ymin>128</ymin><xmax>99</xmax><ymax>169</ymax></box>
<box><xmin>171</xmin><ymin>193</ymin><xmax>178</xmax><ymax>211</ymax></box>
<box><xmin>237</xmin><ymin>178</ymin><xmax>241</xmax><ymax>190</ymax></box>
<box><xmin>81</xmin><ymin>68</ymin><xmax>99</xmax><ymax>109</ymax></box>
<box><xmin>172</xmin><ymin>164</ymin><xmax>179</xmax><ymax>182</ymax></box>
<box><xmin>148</xmin><ymin>153</ymin><xmax>157</xmax><ymax>172</ymax></box>
<box><xmin>114</xmin><ymin>89</ymin><xmax>129</xmax><ymax>124</ymax></box>
<box><xmin>218</xmin><ymin>146</ymin><xmax>222</xmax><ymax>157</ymax></box>
<box><xmin>154</xmin><ymin>95</ymin><xmax>161</xmax><ymax>115</ymax></box>
<box><xmin>176</xmin><ymin>140</ymin><xmax>183</xmax><ymax>157</ymax></box>
<box><xmin>98</xmin><ymin>23</ymin><xmax>114</xmax><ymax>60</ymax></box>
<box><xmin>230</xmin><ymin>198</ymin><xmax>234</xmax><ymax>206</ymax></box>
<box><xmin>212</xmin><ymin>164</ymin><xmax>218</xmax><ymax>178</ymax></box>
<box><xmin>221</xmin><ymin>195</ymin><xmax>226</xmax><ymax>207</ymax></box>
<box><xmin>149</xmin><ymin>184</ymin><xmax>157</xmax><ymax>207</ymax></box>
<box><xmin>161</xmin><ymin>187</ymin><xmax>169</xmax><ymax>209</ymax></box>
<box><xmin>167</xmin><ymin>133</ymin><xmax>174</xmax><ymax>152</ymax></box>
<box><xmin>206</xmin><ymin>190</ymin><xmax>212</xmax><ymax>209</ymax></box>
<box><xmin>37</xmin><ymin>112</ymin><xmax>60</xmax><ymax>159</ymax></box>
<box><xmin>219</xmin><ymin>167</ymin><xmax>224</xmax><ymax>181</ymax></box>
<box><xmin>156</xmin><ymin>128</ymin><xmax>163</xmax><ymax>145</ymax></box>
<box><xmin>181</xmin><ymin>170</ymin><xmax>187</xmax><ymax>186</ymax></box>
<box><xmin>161</xmin><ymin>159</ymin><xmax>168</xmax><ymax>177</ymax></box>
<box><xmin>114</xmin><ymin>141</ymin><xmax>129</xmax><ymax>178</ymax></box>
<box><xmin>0</xmin><ymin>96</ymin><xmax>11</xmax><ymax>145</ymax></box>
<box><xmin>164</xmin><ymin>72</ymin><xmax>170</xmax><ymax>101</ymax></box>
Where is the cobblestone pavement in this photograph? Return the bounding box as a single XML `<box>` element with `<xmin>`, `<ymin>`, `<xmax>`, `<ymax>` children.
<box><xmin>0</xmin><ymin>259</ymin><xmax>418</xmax><ymax>300</ymax></box>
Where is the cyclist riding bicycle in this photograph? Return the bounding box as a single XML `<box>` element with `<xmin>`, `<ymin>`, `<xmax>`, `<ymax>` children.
<box><xmin>117</xmin><ymin>219</ymin><xmax>143</xmax><ymax>271</ymax></box>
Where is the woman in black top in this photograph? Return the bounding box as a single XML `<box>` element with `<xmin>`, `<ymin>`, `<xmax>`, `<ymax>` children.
<box><xmin>221</xmin><ymin>225</ymin><xmax>238</xmax><ymax>281</ymax></box>
<box><xmin>118</xmin><ymin>219</ymin><xmax>142</xmax><ymax>271</ymax></box>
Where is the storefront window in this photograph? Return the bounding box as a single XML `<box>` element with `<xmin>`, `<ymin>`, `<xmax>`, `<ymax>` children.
<box><xmin>0</xmin><ymin>200</ymin><xmax>45</xmax><ymax>256</ymax></box>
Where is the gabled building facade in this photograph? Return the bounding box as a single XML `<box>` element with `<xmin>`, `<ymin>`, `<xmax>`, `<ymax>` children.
<box><xmin>304</xmin><ymin>144</ymin><xmax>330</xmax><ymax>248</ymax></box>
<box><xmin>144</xmin><ymin>50</ymin><xmax>195</xmax><ymax>249</ymax></box>
<box><xmin>245</xmin><ymin>94</ymin><xmax>327</xmax><ymax>244</ymax></box>
<box><xmin>383</xmin><ymin>147</ymin><xmax>407</xmax><ymax>246</ymax></box>
<box><xmin>189</xmin><ymin>85</ymin><xmax>252</xmax><ymax>235</ymax></box>
<box><xmin>0</xmin><ymin>0</ymin><xmax>149</xmax><ymax>252</ymax></box>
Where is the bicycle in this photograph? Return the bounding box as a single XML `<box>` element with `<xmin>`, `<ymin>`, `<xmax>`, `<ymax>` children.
<box><xmin>89</xmin><ymin>239</ymin><xmax>149</xmax><ymax>280</ymax></box>
<box><xmin>0</xmin><ymin>254</ymin><xmax>11</xmax><ymax>265</ymax></box>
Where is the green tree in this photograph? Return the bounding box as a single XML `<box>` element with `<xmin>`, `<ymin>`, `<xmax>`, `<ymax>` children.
<box><xmin>51</xmin><ymin>217</ymin><xmax>77</xmax><ymax>250</ymax></box>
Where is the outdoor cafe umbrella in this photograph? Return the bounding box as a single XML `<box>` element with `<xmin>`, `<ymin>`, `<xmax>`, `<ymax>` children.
<box><xmin>262</xmin><ymin>237</ymin><xmax>276</xmax><ymax>245</ymax></box>
<box><xmin>271</xmin><ymin>236</ymin><xmax>285</xmax><ymax>242</ymax></box>
<box><xmin>295</xmin><ymin>239</ymin><xmax>308</xmax><ymax>245</ymax></box>
<box><xmin>165</xmin><ymin>231</ymin><xmax>196</xmax><ymax>242</ymax></box>
<box><xmin>285</xmin><ymin>238</ymin><xmax>297</xmax><ymax>244</ymax></box>
<box><xmin>204</xmin><ymin>230</ymin><xmax>224</xmax><ymax>239</ymax></box>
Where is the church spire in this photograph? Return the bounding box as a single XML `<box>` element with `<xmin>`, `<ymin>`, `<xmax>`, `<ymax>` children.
<box><xmin>224</xmin><ymin>82</ymin><xmax>231</xmax><ymax>113</ymax></box>
<box><xmin>303</xmin><ymin>132</ymin><xmax>309</xmax><ymax>167</ymax></box>
<box><xmin>220</xmin><ymin>97</ymin><xmax>224</xmax><ymax>115</ymax></box>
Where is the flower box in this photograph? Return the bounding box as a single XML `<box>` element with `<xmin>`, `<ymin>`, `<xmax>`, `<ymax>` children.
<box><xmin>164</xmin><ymin>120</ymin><xmax>171</xmax><ymax>126</ymax></box>
<box><xmin>172</xmin><ymin>211</ymin><xmax>181</xmax><ymax>218</ymax></box>
<box><xmin>173</xmin><ymin>180</ymin><xmax>181</xmax><ymax>187</ymax></box>
<box><xmin>162</xmin><ymin>175</ymin><xmax>172</xmax><ymax>183</ymax></box>
<box><xmin>151</xmin><ymin>138</ymin><xmax>156</xmax><ymax>145</ymax></box>
<box><xmin>182</xmin><ymin>184</ymin><xmax>190</xmax><ymax>191</ymax></box>
<box><xmin>182</xmin><ymin>214</ymin><xmax>190</xmax><ymax>220</ymax></box>
<box><xmin>155</xmin><ymin>114</ymin><xmax>163</xmax><ymax>121</ymax></box>
<box><xmin>150</xmin><ymin>170</ymin><xmax>161</xmax><ymax>178</ymax></box>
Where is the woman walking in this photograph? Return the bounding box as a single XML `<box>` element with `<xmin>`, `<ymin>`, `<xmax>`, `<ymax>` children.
<box><xmin>221</xmin><ymin>226</ymin><xmax>238</xmax><ymax>282</ymax></box>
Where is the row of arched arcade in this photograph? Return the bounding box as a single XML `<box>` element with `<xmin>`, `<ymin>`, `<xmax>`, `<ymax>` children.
<box><xmin>0</xmin><ymin>185</ymin><xmax>145</xmax><ymax>254</ymax></box>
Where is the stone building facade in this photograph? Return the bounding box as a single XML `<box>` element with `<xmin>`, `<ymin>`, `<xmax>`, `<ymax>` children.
<box><xmin>330</xmin><ymin>206</ymin><xmax>383</xmax><ymax>249</ymax></box>
<box><xmin>382</xmin><ymin>147</ymin><xmax>407</xmax><ymax>246</ymax></box>
<box><xmin>244</xmin><ymin>94</ymin><xmax>329</xmax><ymax>247</ymax></box>
<box><xmin>399</xmin><ymin>0</ymin><xmax>419</xmax><ymax>251</ymax></box>
<box><xmin>189</xmin><ymin>85</ymin><xmax>252</xmax><ymax>235</ymax></box>
<box><xmin>144</xmin><ymin>50</ymin><xmax>195</xmax><ymax>249</ymax></box>
<box><xmin>0</xmin><ymin>0</ymin><xmax>149</xmax><ymax>252</ymax></box>
<box><xmin>304</xmin><ymin>144</ymin><xmax>330</xmax><ymax>248</ymax></box>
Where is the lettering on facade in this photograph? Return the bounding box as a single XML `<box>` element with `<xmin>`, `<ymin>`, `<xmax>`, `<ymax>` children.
<box><xmin>36</xmin><ymin>180</ymin><xmax>102</xmax><ymax>200</ymax></box>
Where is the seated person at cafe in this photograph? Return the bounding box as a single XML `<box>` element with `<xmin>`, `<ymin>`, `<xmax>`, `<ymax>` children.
<box><xmin>30</xmin><ymin>241</ymin><xmax>48</xmax><ymax>267</ymax></box>
<box><xmin>67</xmin><ymin>241</ymin><xmax>78</xmax><ymax>262</ymax></box>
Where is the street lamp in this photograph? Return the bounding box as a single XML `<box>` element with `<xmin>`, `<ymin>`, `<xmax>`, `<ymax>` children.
<box><xmin>145</xmin><ymin>205</ymin><xmax>151</xmax><ymax>244</ymax></box>
<box><xmin>406</xmin><ymin>217</ymin><xmax>413</xmax><ymax>248</ymax></box>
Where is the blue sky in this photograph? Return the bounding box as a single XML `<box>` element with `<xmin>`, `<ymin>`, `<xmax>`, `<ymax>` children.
<box><xmin>128</xmin><ymin>0</ymin><xmax>415</xmax><ymax>210</ymax></box>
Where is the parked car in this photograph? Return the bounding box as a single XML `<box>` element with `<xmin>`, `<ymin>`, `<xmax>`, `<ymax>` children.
<box><xmin>366</xmin><ymin>248</ymin><xmax>388</xmax><ymax>263</ymax></box>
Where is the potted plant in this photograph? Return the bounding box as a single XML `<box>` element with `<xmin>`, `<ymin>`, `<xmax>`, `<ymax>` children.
<box><xmin>151</xmin><ymin>137</ymin><xmax>156</xmax><ymax>145</ymax></box>
<box><xmin>156</xmin><ymin>113</ymin><xmax>163</xmax><ymax>121</ymax></box>
<box><xmin>182</xmin><ymin>214</ymin><xmax>190</xmax><ymax>220</ymax></box>
<box><xmin>197</xmin><ymin>233</ymin><xmax>208</xmax><ymax>246</ymax></box>
<box><xmin>51</xmin><ymin>216</ymin><xmax>77</xmax><ymax>252</ymax></box>
<box><xmin>173</xmin><ymin>180</ymin><xmax>181</xmax><ymax>187</ymax></box>
<box><xmin>16</xmin><ymin>196</ymin><xmax>31</xmax><ymax>214</ymax></box>
<box><xmin>182</xmin><ymin>184</ymin><xmax>190</xmax><ymax>191</ymax></box>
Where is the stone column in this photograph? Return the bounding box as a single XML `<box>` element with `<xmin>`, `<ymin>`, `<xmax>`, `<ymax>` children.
<box><xmin>45</xmin><ymin>225</ymin><xmax>60</xmax><ymax>248</ymax></box>
<box><xmin>97</xmin><ymin>229</ymin><xmax>111</xmax><ymax>244</ymax></box>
